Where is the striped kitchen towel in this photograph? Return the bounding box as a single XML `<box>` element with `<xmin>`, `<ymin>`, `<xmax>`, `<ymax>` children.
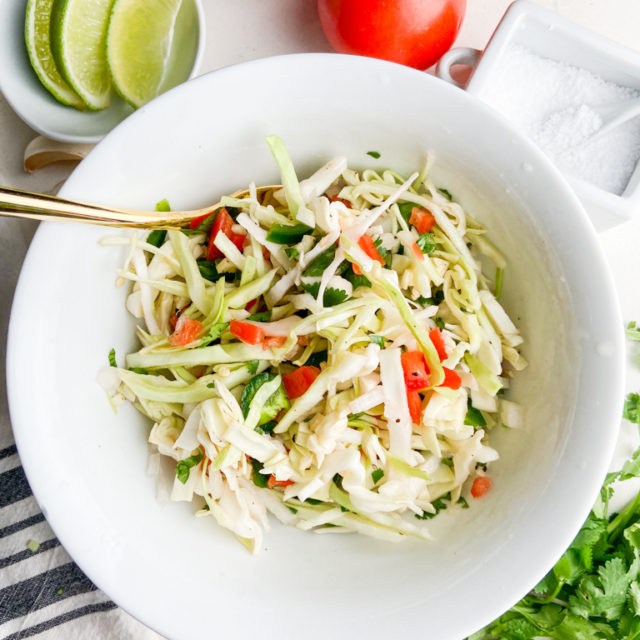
<box><xmin>0</xmin><ymin>217</ymin><xmax>163</xmax><ymax>639</ymax></box>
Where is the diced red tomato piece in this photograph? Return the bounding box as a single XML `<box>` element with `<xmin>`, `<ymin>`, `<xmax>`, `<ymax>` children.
<box><xmin>409</xmin><ymin>207</ymin><xmax>436</xmax><ymax>233</ymax></box>
<box><xmin>188</xmin><ymin>212</ymin><xmax>212</xmax><ymax>230</ymax></box>
<box><xmin>353</xmin><ymin>234</ymin><xmax>385</xmax><ymax>275</ymax></box>
<box><xmin>440</xmin><ymin>367</ymin><xmax>462</xmax><ymax>390</ymax></box>
<box><xmin>401</xmin><ymin>350</ymin><xmax>431</xmax><ymax>392</ymax></box>
<box><xmin>263</xmin><ymin>336</ymin><xmax>287</xmax><ymax>350</ymax></box>
<box><xmin>407</xmin><ymin>390</ymin><xmax>423</xmax><ymax>424</ymax></box>
<box><xmin>282</xmin><ymin>366</ymin><xmax>321</xmax><ymax>399</ymax></box>
<box><xmin>229</xmin><ymin>320</ymin><xmax>265</xmax><ymax>345</ymax></box>
<box><xmin>206</xmin><ymin>208</ymin><xmax>246</xmax><ymax>260</ymax></box>
<box><xmin>411</xmin><ymin>242</ymin><xmax>424</xmax><ymax>261</ymax></box>
<box><xmin>245</xmin><ymin>298</ymin><xmax>258</xmax><ymax>312</ymax></box>
<box><xmin>267</xmin><ymin>475</ymin><xmax>295</xmax><ymax>489</ymax></box>
<box><xmin>471</xmin><ymin>476</ymin><xmax>492</xmax><ymax>498</ymax></box>
<box><xmin>329</xmin><ymin>194</ymin><xmax>352</xmax><ymax>208</ymax></box>
<box><xmin>429</xmin><ymin>327</ymin><xmax>448</xmax><ymax>361</ymax></box>
<box><xmin>168</xmin><ymin>317</ymin><xmax>203</xmax><ymax>346</ymax></box>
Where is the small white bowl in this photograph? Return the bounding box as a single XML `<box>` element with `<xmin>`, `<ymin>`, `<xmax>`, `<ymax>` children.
<box><xmin>0</xmin><ymin>0</ymin><xmax>205</xmax><ymax>144</ymax></box>
<box><xmin>437</xmin><ymin>0</ymin><xmax>640</xmax><ymax>230</ymax></box>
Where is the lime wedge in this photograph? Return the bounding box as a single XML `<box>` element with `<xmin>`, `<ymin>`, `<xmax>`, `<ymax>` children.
<box><xmin>106</xmin><ymin>0</ymin><xmax>185</xmax><ymax>108</ymax></box>
<box><xmin>24</xmin><ymin>0</ymin><xmax>85</xmax><ymax>109</ymax></box>
<box><xmin>50</xmin><ymin>0</ymin><xmax>113</xmax><ymax>110</ymax></box>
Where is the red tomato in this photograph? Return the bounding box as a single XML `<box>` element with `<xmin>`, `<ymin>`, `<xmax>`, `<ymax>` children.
<box><xmin>353</xmin><ymin>234</ymin><xmax>385</xmax><ymax>275</ymax></box>
<box><xmin>407</xmin><ymin>389</ymin><xmax>423</xmax><ymax>424</ymax></box>
<box><xmin>206</xmin><ymin>208</ymin><xmax>245</xmax><ymax>260</ymax></box>
<box><xmin>471</xmin><ymin>476</ymin><xmax>492</xmax><ymax>498</ymax></box>
<box><xmin>409</xmin><ymin>207</ymin><xmax>436</xmax><ymax>233</ymax></box>
<box><xmin>317</xmin><ymin>0</ymin><xmax>467</xmax><ymax>70</ymax></box>
<box><xmin>282</xmin><ymin>366</ymin><xmax>321</xmax><ymax>399</ymax></box>
<box><xmin>401</xmin><ymin>350</ymin><xmax>430</xmax><ymax>392</ymax></box>
<box><xmin>262</xmin><ymin>336</ymin><xmax>287</xmax><ymax>350</ymax></box>
<box><xmin>168</xmin><ymin>317</ymin><xmax>203</xmax><ymax>346</ymax></box>
<box><xmin>267</xmin><ymin>475</ymin><xmax>295</xmax><ymax>489</ymax></box>
<box><xmin>229</xmin><ymin>320</ymin><xmax>265</xmax><ymax>345</ymax></box>
<box><xmin>440</xmin><ymin>366</ymin><xmax>462</xmax><ymax>390</ymax></box>
<box><xmin>429</xmin><ymin>327</ymin><xmax>448</xmax><ymax>361</ymax></box>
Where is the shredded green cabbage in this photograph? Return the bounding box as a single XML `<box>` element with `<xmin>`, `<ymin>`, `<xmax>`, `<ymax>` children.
<box><xmin>101</xmin><ymin>136</ymin><xmax>526</xmax><ymax>553</ymax></box>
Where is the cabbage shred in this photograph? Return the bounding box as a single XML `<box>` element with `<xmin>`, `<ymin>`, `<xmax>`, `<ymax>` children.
<box><xmin>100</xmin><ymin>137</ymin><xmax>526</xmax><ymax>553</ymax></box>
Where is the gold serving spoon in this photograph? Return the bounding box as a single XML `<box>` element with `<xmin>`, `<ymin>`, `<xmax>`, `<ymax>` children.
<box><xmin>0</xmin><ymin>185</ymin><xmax>280</xmax><ymax>229</ymax></box>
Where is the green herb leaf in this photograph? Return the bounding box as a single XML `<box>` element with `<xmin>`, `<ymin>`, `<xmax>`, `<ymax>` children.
<box><xmin>306</xmin><ymin>350</ymin><xmax>328</xmax><ymax>368</ymax></box>
<box><xmin>155</xmin><ymin>198</ymin><xmax>171</xmax><ymax>212</ymax></box>
<box><xmin>240</xmin><ymin>372</ymin><xmax>289</xmax><ymax>424</ymax></box>
<box><xmin>397</xmin><ymin>202</ymin><xmax>414</xmax><ymax>224</ymax></box>
<box><xmin>146</xmin><ymin>229</ymin><xmax>167</xmax><ymax>248</ymax></box>
<box><xmin>249</xmin><ymin>458</ymin><xmax>269</xmax><ymax>488</ymax></box>
<box><xmin>464</xmin><ymin>402</ymin><xmax>486</xmax><ymax>427</ymax></box>
<box><xmin>175</xmin><ymin>450</ymin><xmax>203</xmax><ymax>484</ymax></box>
<box><xmin>626</xmin><ymin>321</ymin><xmax>640</xmax><ymax>341</ymax></box>
<box><xmin>108</xmin><ymin>348</ymin><xmax>117</xmax><ymax>367</ymax></box>
<box><xmin>342</xmin><ymin>265</ymin><xmax>372</xmax><ymax>289</ymax></box>
<box><xmin>301</xmin><ymin>282</ymin><xmax>349</xmax><ymax>307</ymax></box>
<box><xmin>366</xmin><ymin>150</ymin><xmax>381</xmax><ymax>159</ymax></box>
<box><xmin>284</xmin><ymin>246</ymin><xmax>299</xmax><ymax>260</ymax></box>
<box><xmin>247</xmin><ymin>310</ymin><xmax>272</xmax><ymax>322</ymax></box>
<box><xmin>246</xmin><ymin>360</ymin><xmax>260</xmax><ymax>375</ymax></box>
<box><xmin>199</xmin><ymin>322</ymin><xmax>229</xmax><ymax>347</ymax></box>
<box><xmin>370</xmin><ymin>335</ymin><xmax>384</xmax><ymax>347</ymax></box>
<box><xmin>128</xmin><ymin>367</ymin><xmax>148</xmax><ymax>374</ymax></box>
<box><xmin>416</xmin><ymin>233</ymin><xmax>436</xmax><ymax>254</ymax></box>
<box><xmin>304</xmin><ymin>246</ymin><xmax>338</xmax><ymax>276</ymax></box>
<box><xmin>624</xmin><ymin>393</ymin><xmax>640</xmax><ymax>425</ymax></box>
<box><xmin>438</xmin><ymin>188</ymin><xmax>453</xmax><ymax>201</ymax></box>
<box><xmin>371</xmin><ymin>468</ymin><xmax>384</xmax><ymax>484</ymax></box>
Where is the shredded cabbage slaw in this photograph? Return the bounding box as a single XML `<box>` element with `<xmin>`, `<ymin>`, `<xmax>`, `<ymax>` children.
<box><xmin>99</xmin><ymin>136</ymin><xmax>526</xmax><ymax>553</ymax></box>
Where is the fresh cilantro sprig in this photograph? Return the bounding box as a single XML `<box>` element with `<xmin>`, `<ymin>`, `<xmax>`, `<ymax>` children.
<box><xmin>467</xmin><ymin>394</ymin><xmax>640</xmax><ymax>640</ymax></box>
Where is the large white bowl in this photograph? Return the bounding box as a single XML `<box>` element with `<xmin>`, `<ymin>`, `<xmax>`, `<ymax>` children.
<box><xmin>7</xmin><ymin>54</ymin><xmax>625</xmax><ymax>640</ymax></box>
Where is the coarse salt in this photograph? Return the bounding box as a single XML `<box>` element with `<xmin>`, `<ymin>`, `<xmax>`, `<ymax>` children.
<box><xmin>482</xmin><ymin>43</ymin><xmax>640</xmax><ymax>195</ymax></box>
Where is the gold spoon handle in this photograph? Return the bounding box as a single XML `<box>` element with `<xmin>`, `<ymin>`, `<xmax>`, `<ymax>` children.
<box><xmin>0</xmin><ymin>186</ymin><xmax>193</xmax><ymax>228</ymax></box>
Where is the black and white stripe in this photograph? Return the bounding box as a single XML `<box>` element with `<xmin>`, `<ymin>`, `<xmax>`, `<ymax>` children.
<box><xmin>0</xmin><ymin>443</ymin><xmax>161</xmax><ymax>639</ymax></box>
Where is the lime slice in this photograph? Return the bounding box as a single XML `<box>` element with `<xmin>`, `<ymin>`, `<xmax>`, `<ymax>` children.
<box><xmin>106</xmin><ymin>0</ymin><xmax>185</xmax><ymax>108</ymax></box>
<box><xmin>24</xmin><ymin>0</ymin><xmax>85</xmax><ymax>109</ymax></box>
<box><xmin>50</xmin><ymin>0</ymin><xmax>113</xmax><ymax>110</ymax></box>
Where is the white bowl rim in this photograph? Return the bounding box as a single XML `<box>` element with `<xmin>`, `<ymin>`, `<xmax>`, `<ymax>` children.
<box><xmin>6</xmin><ymin>52</ymin><xmax>626</xmax><ymax>640</ymax></box>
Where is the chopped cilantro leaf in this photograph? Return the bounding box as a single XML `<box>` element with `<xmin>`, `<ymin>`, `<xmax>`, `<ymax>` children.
<box><xmin>249</xmin><ymin>458</ymin><xmax>269</xmax><ymax>488</ymax></box>
<box><xmin>175</xmin><ymin>450</ymin><xmax>203</xmax><ymax>484</ymax></box>
<box><xmin>199</xmin><ymin>322</ymin><xmax>229</xmax><ymax>346</ymax></box>
<box><xmin>416</xmin><ymin>232</ymin><xmax>436</xmax><ymax>254</ymax></box>
<box><xmin>397</xmin><ymin>202</ymin><xmax>414</xmax><ymax>224</ymax></box>
<box><xmin>438</xmin><ymin>188</ymin><xmax>453</xmax><ymax>201</ymax></box>
<box><xmin>155</xmin><ymin>198</ymin><xmax>171</xmax><ymax>212</ymax></box>
<box><xmin>342</xmin><ymin>265</ymin><xmax>372</xmax><ymax>289</ymax></box>
<box><xmin>301</xmin><ymin>282</ymin><xmax>348</xmax><ymax>307</ymax></box>
<box><xmin>624</xmin><ymin>393</ymin><xmax>640</xmax><ymax>426</ymax></box>
<box><xmin>108</xmin><ymin>348</ymin><xmax>117</xmax><ymax>367</ymax></box>
<box><xmin>371</xmin><ymin>469</ymin><xmax>384</xmax><ymax>484</ymax></box>
<box><xmin>128</xmin><ymin>367</ymin><xmax>148</xmax><ymax>374</ymax></box>
<box><xmin>247</xmin><ymin>310</ymin><xmax>271</xmax><ymax>322</ymax></box>
<box><xmin>284</xmin><ymin>246</ymin><xmax>299</xmax><ymax>260</ymax></box>
<box><xmin>306</xmin><ymin>350</ymin><xmax>328</xmax><ymax>368</ymax></box>
<box><xmin>370</xmin><ymin>335</ymin><xmax>385</xmax><ymax>347</ymax></box>
<box><xmin>304</xmin><ymin>246</ymin><xmax>338</xmax><ymax>276</ymax></box>
<box><xmin>627</xmin><ymin>321</ymin><xmax>640</xmax><ymax>341</ymax></box>
<box><xmin>464</xmin><ymin>402</ymin><xmax>486</xmax><ymax>427</ymax></box>
<box><xmin>246</xmin><ymin>360</ymin><xmax>260</xmax><ymax>375</ymax></box>
<box><xmin>434</xmin><ymin>317</ymin><xmax>445</xmax><ymax>330</ymax></box>
<box><xmin>146</xmin><ymin>229</ymin><xmax>167</xmax><ymax>248</ymax></box>
<box><xmin>366</xmin><ymin>150</ymin><xmax>381</xmax><ymax>159</ymax></box>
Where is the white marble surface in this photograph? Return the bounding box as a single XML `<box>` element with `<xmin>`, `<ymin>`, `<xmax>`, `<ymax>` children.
<box><xmin>2</xmin><ymin>0</ymin><xmax>640</xmax><ymax>634</ymax></box>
